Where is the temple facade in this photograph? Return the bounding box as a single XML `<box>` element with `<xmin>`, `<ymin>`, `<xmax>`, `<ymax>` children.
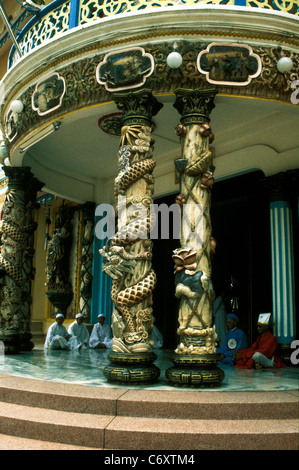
<box><xmin>0</xmin><ymin>0</ymin><xmax>298</xmax><ymax>382</ymax></box>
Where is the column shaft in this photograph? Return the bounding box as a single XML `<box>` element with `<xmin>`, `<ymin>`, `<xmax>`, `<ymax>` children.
<box><xmin>166</xmin><ymin>88</ymin><xmax>224</xmax><ymax>387</ymax></box>
<box><xmin>100</xmin><ymin>89</ymin><xmax>163</xmax><ymax>384</ymax></box>
<box><xmin>270</xmin><ymin>200</ymin><xmax>296</xmax><ymax>344</ymax></box>
<box><xmin>0</xmin><ymin>166</ymin><xmax>43</xmax><ymax>353</ymax></box>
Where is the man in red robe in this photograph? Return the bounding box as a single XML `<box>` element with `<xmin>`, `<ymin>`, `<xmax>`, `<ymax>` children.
<box><xmin>233</xmin><ymin>313</ymin><xmax>286</xmax><ymax>369</ymax></box>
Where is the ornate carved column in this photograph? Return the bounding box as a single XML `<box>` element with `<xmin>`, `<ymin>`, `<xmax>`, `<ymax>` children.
<box><xmin>262</xmin><ymin>170</ymin><xmax>298</xmax><ymax>362</ymax></box>
<box><xmin>166</xmin><ymin>88</ymin><xmax>224</xmax><ymax>387</ymax></box>
<box><xmin>79</xmin><ymin>201</ymin><xmax>95</xmax><ymax>321</ymax></box>
<box><xmin>0</xmin><ymin>166</ymin><xmax>43</xmax><ymax>353</ymax></box>
<box><xmin>99</xmin><ymin>89</ymin><xmax>163</xmax><ymax>384</ymax></box>
<box><xmin>45</xmin><ymin>203</ymin><xmax>74</xmax><ymax>315</ymax></box>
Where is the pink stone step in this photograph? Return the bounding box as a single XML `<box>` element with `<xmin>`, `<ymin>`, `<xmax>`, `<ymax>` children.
<box><xmin>116</xmin><ymin>389</ymin><xmax>299</xmax><ymax>419</ymax></box>
<box><xmin>0</xmin><ymin>401</ymin><xmax>113</xmax><ymax>448</ymax></box>
<box><xmin>1</xmin><ymin>374</ymin><xmax>298</xmax><ymax>420</ymax></box>
<box><xmin>0</xmin><ymin>433</ymin><xmax>97</xmax><ymax>450</ymax></box>
<box><xmin>0</xmin><ymin>373</ymin><xmax>127</xmax><ymax>414</ymax></box>
<box><xmin>105</xmin><ymin>416</ymin><xmax>299</xmax><ymax>450</ymax></box>
<box><xmin>0</xmin><ymin>373</ymin><xmax>298</xmax><ymax>450</ymax></box>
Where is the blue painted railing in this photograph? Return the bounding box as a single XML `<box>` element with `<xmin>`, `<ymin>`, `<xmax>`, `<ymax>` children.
<box><xmin>8</xmin><ymin>0</ymin><xmax>299</xmax><ymax>67</ymax></box>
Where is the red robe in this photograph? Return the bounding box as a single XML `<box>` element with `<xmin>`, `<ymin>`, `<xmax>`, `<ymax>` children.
<box><xmin>235</xmin><ymin>330</ymin><xmax>286</xmax><ymax>369</ymax></box>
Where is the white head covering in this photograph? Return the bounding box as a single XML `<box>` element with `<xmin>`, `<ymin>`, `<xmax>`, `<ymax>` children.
<box><xmin>258</xmin><ymin>313</ymin><xmax>271</xmax><ymax>325</ymax></box>
<box><xmin>76</xmin><ymin>313</ymin><xmax>84</xmax><ymax>319</ymax></box>
<box><xmin>98</xmin><ymin>314</ymin><xmax>105</xmax><ymax>318</ymax></box>
<box><xmin>56</xmin><ymin>313</ymin><xmax>64</xmax><ymax>319</ymax></box>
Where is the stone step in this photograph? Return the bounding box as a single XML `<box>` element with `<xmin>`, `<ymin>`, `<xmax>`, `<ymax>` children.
<box><xmin>0</xmin><ymin>433</ymin><xmax>97</xmax><ymax>450</ymax></box>
<box><xmin>0</xmin><ymin>401</ymin><xmax>113</xmax><ymax>449</ymax></box>
<box><xmin>116</xmin><ymin>389</ymin><xmax>299</xmax><ymax>420</ymax></box>
<box><xmin>0</xmin><ymin>401</ymin><xmax>297</xmax><ymax>450</ymax></box>
<box><xmin>0</xmin><ymin>374</ymin><xmax>298</xmax><ymax>450</ymax></box>
<box><xmin>0</xmin><ymin>373</ymin><xmax>127</xmax><ymax>415</ymax></box>
<box><xmin>104</xmin><ymin>416</ymin><xmax>299</xmax><ymax>450</ymax></box>
<box><xmin>0</xmin><ymin>374</ymin><xmax>298</xmax><ymax>420</ymax></box>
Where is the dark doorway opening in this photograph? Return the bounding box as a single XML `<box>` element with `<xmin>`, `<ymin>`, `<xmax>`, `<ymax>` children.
<box><xmin>211</xmin><ymin>171</ymin><xmax>272</xmax><ymax>344</ymax></box>
<box><xmin>151</xmin><ymin>194</ymin><xmax>180</xmax><ymax>349</ymax></box>
<box><xmin>151</xmin><ymin>170</ymin><xmax>272</xmax><ymax>348</ymax></box>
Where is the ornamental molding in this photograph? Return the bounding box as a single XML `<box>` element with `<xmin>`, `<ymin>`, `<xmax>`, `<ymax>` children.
<box><xmin>2</xmin><ymin>41</ymin><xmax>298</xmax><ymax>151</ymax></box>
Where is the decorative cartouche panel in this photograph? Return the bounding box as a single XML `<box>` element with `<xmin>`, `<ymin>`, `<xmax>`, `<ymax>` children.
<box><xmin>5</xmin><ymin>107</ymin><xmax>19</xmax><ymax>143</ymax></box>
<box><xmin>197</xmin><ymin>43</ymin><xmax>262</xmax><ymax>86</ymax></box>
<box><xmin>96</xmin><ymin>47</ymin><xmax>155</xmax><ymax>92</ymax></box>
<box><xmin>32</xmin><ymin>73</ymin><xmax>66</xmax><ymax>116</ymax></box>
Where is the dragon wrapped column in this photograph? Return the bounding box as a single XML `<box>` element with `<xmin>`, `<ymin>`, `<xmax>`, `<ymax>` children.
<box><xmin>99</xmin><ymin>89</ymin><xmax>163</xmax><ymax>384</ymax></box>
<box><xmin>166</xmin><ymin>88</ymin><xmax>224</xmax><ymax>387</ymax></box>
<box><xmin>0</xmin><ymin>166</ymin><xmax>43</xmax><ymax>353</ymax></box>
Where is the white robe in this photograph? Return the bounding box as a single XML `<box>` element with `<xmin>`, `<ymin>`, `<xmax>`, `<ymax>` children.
<box><xmin>68</xmin><ymin>321</ymin><xmax>90</xmax><ymax>348</ymax></box>
<box><xmin>89</xmin><ymin>323</ymin><xmax>112</xmax><ymax>349</ymax></box>
<box><xmin>44</xmin><ymin>322</ymin><xmax>75</xmax><ymax>350</ymax></box>
<box><xmin>152</xmin><ymin>325</ymin><xmax>163</xmax><ymax>349</ymax></box>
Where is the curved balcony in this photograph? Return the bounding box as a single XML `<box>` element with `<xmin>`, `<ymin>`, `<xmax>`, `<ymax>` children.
<box><xmin>0</xmin><ymin>0</ymin><xmax>298</xmax><ymax>204</ymax></box>
<box><xmin>8</xmin><ymin>0</ymin><xmax>299</xmax><ymax>66</ymax></box>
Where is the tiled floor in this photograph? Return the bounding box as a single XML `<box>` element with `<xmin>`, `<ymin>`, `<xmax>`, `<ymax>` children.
<box><xmin>0</xmin><ymin>346</ymin><xmax>298</xmax><ymax>392</ymax></box>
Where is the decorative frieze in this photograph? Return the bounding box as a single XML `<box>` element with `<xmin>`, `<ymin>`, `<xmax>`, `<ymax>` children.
<box><xmin>2</xmin><ymin>42</ymin><xmax>298</xmax><ymax>152</ymax></box>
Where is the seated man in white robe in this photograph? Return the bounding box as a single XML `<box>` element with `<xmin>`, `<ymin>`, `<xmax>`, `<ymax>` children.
<box><xmin>44</xmin><ymin>313</ymin><xmax>74</xmax><ymax>350</ymax></box>
<box><xmin>68</xmin><ymin>313</ymin><xmax>90</xmax><ymax>349</ymax></box>
<box><xmin>89</xmin><ymin>314</ymin><xmax>112</xmax><ymax>349</ymax></box>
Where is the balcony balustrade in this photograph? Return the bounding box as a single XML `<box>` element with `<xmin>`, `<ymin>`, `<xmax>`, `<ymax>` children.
<box><xmin>8</xmin><ymin>0</ymin><xmax>299</xmax><ymax>67</ymax></box>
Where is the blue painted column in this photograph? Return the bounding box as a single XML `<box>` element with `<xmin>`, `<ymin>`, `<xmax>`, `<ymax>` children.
<box><xmin>270</xmin><ymin>200</ymin><xmax>296</xmax><ymax>344</ymax></box>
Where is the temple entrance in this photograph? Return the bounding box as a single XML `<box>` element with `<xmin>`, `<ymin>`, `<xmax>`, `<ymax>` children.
<box><xmin>152</xmin><ymin>170</ymin><xmax>273</xmax><ymax>349</ymax></box>
<box><xmin>151</xmin><ymin>194</ymin><xmax>180</xmax><ymax>349</ymax></box>
<box><xmin>211</xmin><ymin>170</ymin><xmax>272</xmax><ymax>345</ymax></box>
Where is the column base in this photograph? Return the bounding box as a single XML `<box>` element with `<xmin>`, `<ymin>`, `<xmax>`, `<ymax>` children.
<box><xmin>20</xmin><ymin>333</ymin><xmax>35</xmax><ymax>352</ymax></box>
<box><xmin>0</xmin><ymin>331</ymin><xmax>21</xmax><ymax>354</ymax></box>
<box><xmin>166</xmin><ymin>353</ymin><xmax>224</xmax><ymax>388</ymax></box>
<box><xmin>103</xmin><ymin>351</ymin><xmax>160</xmax><ymax>384</ymax></box>
<box><xmin>279</xmin><ymin>343</ymin><xmax>293</xmax><ymax>365</ymax></box>
<box><xmin>0</xmin><ymin>331</ymin><xmax>34</xmax><ymax>354</ymax></box>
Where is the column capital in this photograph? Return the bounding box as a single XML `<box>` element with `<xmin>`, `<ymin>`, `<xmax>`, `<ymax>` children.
<box><xmin>173</xmin><ymin>88</ymin><xmax>218</xmax><ymax>126</ymax></box>
<box><xmin>113</xmin><ymin>88</ymin><xmax>163</xmax><ymax>127</ymax></box>
<box><xmin>3</xmin><ymin>165</ymin><xmax>44</xmax><ymax>200</ymax></box>
<box><xmin>261</xmin><ymin>169</ymin><xmax>299</xmax><ymax>202</ymax></box>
